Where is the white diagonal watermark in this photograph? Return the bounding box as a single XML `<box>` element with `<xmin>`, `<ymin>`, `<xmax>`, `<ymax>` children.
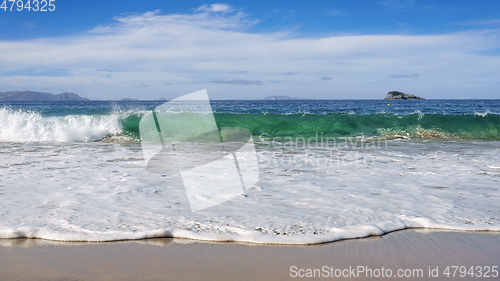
<box><xmin>139</xmin><ymin>89</ymin><xmax>259</xmax><ymax>212</ymax></box>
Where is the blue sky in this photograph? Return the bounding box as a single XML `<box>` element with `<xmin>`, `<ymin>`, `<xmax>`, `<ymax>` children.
<box><xmin>1</xmin><ymin>0</ymin><xmax>499</xmax><ymax>99</ymax></box>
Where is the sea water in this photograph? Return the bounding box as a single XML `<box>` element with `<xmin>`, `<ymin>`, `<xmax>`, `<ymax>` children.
<box><xmin>0</xmin><ymin>100</ymin><xmax>498</xmax><ymax>244</ymax></box>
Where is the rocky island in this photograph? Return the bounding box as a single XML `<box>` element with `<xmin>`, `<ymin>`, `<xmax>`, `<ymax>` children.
<box><xmin>0</xmin><ymin>91</ymin><xmax>89</xmax><ymax>101</ymax></box>
<box><xmin>263</xmin><ymin>95</ymin><xmax>309</xmax><ymax>100</ymax></box>
<box><xmin>384</xmin><ymin>91</ymin><xmax>425</xmax><ymax>100</ymax></box>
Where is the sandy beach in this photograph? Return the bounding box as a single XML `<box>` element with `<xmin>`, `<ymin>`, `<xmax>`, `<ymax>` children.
<box><xmin>2</xmin><ymin>0</ymin><xmax>500</xmax><ymax>280</ymax></box>
<box><xmin>1</xmin><ymin>229</ymin><xmax>498</xmax><ymax>281</ymax></box>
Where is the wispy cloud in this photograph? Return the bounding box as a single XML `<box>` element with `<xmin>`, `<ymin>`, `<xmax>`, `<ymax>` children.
<box><xmin>0</xmin><ymin>5</ymin><xmax>499</xmax><ymax>99</ymax></box>
<box><xmin>209</xmin><ymin>79</ymin><xmax>263</xmax><ymax>85</ymax></box>
<box><xmin>89</xmin><ymin>9</ymin><xmax>255</xmax><ymax>34</ymax></box>
<box><xmin>17</xmin><ymin>21</ymin><xmax>38</xmax><ymax>30</ymax></box>
<box><xmin>321</xmin><ymin>76</ymin><xmax>332</xmax><ymax>81</ymax></box>
<box><xmin>376</xmin><ymin>0</ymin><xmax>415</xmax><ymax>8</ymax></box>
<box><xmin>459</xmin><ymin>19</ymin><xmax>500</xmax><ymax>26</ymax></box>
<box><xmin>196</xmin><ymin>3</ymin><xmax>233</xmax><ymax>13</ymax></box>
<box><xmin>325</xmin><ymin>10</ymin><xmax>347</xmax><ymax>16</ymax></box>
<box><xmin>3</xmin><ymin>68</ymin><xmax>73</xmax><ymax>77</ymax></box>
<box><xmin>390</xmin><ymin>73</ymin><xmax>419</xmax><ymax>78</ymax></box>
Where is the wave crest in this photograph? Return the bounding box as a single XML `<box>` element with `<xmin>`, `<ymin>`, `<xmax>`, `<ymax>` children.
<box><xmin>0</xmin><ymin>107</ymin><xmax>124</xmax><ymax>143</ymax></box>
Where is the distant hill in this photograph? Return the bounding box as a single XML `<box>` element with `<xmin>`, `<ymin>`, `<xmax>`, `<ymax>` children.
<box><xmin>384</xmin><ymin>91</ymin><xmax>425</xmax><ymax>100</ymax></box>
<box><xmin>0</xmin><ymin>91</ymin><xmax>89</xmax><ymax>101</ymax></box>
<box><xmin>263</xmin><ymin>95</ymin><xmax>306</xmax><ymax>100</ymax></box>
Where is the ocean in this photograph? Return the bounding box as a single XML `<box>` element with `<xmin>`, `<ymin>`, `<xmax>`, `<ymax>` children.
<box><xmin>0</xmin><ymin>99</ymin><xmax>499</xmax><ymax>244</ymax></box>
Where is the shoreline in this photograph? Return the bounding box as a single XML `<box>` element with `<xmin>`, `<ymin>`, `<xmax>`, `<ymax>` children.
<box><xmin>1</xmin><ymin>229</ymin><xmax>498</xmax><ymax>280</ymax></box>
<box><xmin>1</xmin><ymin>226</ymin><xmax>499</xmax><ymax>245</ymax></box>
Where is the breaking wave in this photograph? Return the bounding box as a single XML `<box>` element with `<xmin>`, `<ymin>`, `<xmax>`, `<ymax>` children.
<box><xmin>1</xmin><ymin>107</ymin><xmax>499</xmax><ymax>143</ymax></box>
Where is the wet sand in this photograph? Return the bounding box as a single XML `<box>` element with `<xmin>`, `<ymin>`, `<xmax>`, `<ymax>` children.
<box><xmin>0</xmin><ymin>229</ymin><xmax>499</xmax><ymax>281</ymax></box>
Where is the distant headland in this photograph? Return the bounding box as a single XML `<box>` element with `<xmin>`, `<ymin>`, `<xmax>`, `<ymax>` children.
<box><xmin>384</xmin><ymin>91</ymin><xmax>425</xmax><ymax>100</ymax></box>
<box><xmin>0</xmin><ymin>91</ymin><xmax>89</xmax><ymax>101</ymax></box>
<box><xmin>263</xmin><ymin>95</ymin><xmax>309</xmax><ymax>100</ymax></box>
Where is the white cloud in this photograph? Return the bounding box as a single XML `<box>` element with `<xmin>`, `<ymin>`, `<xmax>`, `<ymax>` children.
<box><xmin>196</xmin><ymin>3</ymin><xmax>232</xmax><ymax>13</ymax></box>
<box><xmin>0</xmin><ymin>8</ymin><xmax>499</xmax><ymax>99</ymax></box>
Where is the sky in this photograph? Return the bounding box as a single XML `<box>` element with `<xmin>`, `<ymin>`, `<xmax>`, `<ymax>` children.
<box><xmin>0</xmin><ymin>0</ymin><xmax>499</xmax><ymax>100</ymax></box>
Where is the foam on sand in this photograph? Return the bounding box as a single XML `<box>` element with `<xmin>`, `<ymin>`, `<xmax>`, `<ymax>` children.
<box><xmin>0</xmin><ymin>138</ymin><xmax>498</xmax><ymax>244</ymax></box>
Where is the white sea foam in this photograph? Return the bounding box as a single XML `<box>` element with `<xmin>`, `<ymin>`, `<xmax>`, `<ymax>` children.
<box><xmin>0</xmin><ymin>107</ymin><xmax>123</xmax><ymax>142</ymax></box>
<box><xmin>0</xmin><ymin>140</ymin><xmax>498</xmax><ymax>244</ymax></box>
<box><xmin>474</xmin><ymin>110</ymin><xmax>496</xmax><ymax>117</ymax></box>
